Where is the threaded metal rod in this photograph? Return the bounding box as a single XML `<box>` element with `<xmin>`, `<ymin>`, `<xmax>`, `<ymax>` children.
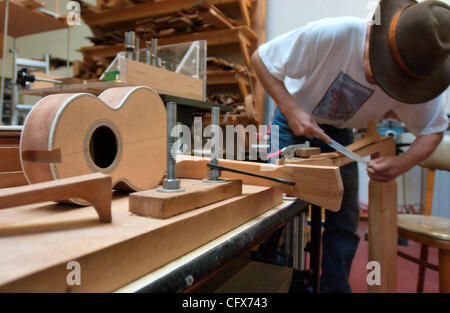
<box><xmin>166</xmin><ymin>102</ymin><xmax>176</xmax><ymax>180</ymax></box>
<box><xmin>211</xmin><ymin>107</ymin><xmax>220</xmax><ymax>165</ymax></box>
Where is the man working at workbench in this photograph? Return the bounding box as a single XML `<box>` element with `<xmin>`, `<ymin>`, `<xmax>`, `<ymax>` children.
<box><xmin>251</xmin><ymin>0</ymin><xmax>449</xmax><ymax>292</ymax></box>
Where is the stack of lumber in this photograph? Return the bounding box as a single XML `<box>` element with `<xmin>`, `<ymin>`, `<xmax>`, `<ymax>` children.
<box><xmin>82</xmin><ymin>3</ymin><xmax>239</xmax><ymax>46</ymax></box>
<box><xmin>72</xmin><ymin>58</ymin><xmax>109</xmax><ymax>79</ymax></box>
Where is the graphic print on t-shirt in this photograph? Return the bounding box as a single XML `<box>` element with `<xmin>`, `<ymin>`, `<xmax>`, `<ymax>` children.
<box><xmin>312</xmin><ymin>71</ymin><xmax>374</xmax><ymax>121</ymax></box>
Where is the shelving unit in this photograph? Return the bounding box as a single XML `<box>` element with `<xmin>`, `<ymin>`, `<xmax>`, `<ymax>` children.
<box><xmin>76</xmin><ymin>0</ymin><xmax>266</xmax><ymax>124</ymax></box>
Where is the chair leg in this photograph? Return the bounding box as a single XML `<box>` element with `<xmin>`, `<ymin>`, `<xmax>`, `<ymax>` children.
<box><xmin>417</xmin><ymin>244</ymin><xmax>428</xmax><ymax>293</ymax></box>
<box><xmin>439</xmin><ymin>249</ymin><xmax>450</xmax><ymax>293</ymax></box>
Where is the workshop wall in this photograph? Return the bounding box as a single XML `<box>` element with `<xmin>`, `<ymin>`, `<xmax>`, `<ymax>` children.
<box><xmin>0</xmin><ymin>0</ymin><xmax>96</xmax><ymax>105</ymax></box>
<box><xmin>264</xmin><ymin>0</ymin><xmax>450</xmax><ymax>217</ymax></box>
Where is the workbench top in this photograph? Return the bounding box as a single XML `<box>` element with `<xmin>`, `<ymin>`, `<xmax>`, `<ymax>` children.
<box><xmin>0</xmin><ymin>185</ymin><xmax>283</xmax><ymax>292</ymax></box>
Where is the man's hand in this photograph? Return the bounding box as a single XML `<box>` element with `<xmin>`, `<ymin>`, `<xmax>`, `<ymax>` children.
<box><xmin>367</xmin><ymin>132</ymin><xmax>443</xmax><ymax>182</ymax></box>
<box><xmin>366</xmin><ymin>156</ymin><xmax>413</xmax><ymax>182</ymax></box>
<box><xmin>284</xmin><ymin>106</ymin><xmax>332</xmax><ymax>144</ymax></box>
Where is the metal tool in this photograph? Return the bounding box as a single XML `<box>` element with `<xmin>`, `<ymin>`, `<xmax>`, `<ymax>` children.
<box><xmin>124</xmin><ymin>31</ymin><xmax>135</xmax><ymax>60</ymax></box>
<box><xmin>267</xmin><ymin>143</ymin><xmax>311</xmax><ymax>160</ymax></box>
<box><xmin>157</xmin><ymin>102</ymin><xmax>184</xmax><ymax>193</ymax></box>
<box><xmin>16</xmin><ymin>68</ymin><xmax>63</xmax><ymax>87</ymax></box>
<box><xmin>315</xmin><ymin>136</ymin><xmax>367</xmax><ymax>164</ymax></box>
<box><xmin>206</xmin><ymin>163</ymin><xmax>295</xmax><ymax>186</ymax></box>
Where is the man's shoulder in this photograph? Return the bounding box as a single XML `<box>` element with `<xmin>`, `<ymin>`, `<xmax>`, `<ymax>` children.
<box><xmin>304</xmin><ymin>16</ymin><xmax>367</xmax><ymax>36</ymax></box>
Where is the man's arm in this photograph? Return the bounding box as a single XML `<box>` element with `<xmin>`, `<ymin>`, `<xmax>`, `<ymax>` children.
<box><xmin>367</xmin><ymin>132</ymin><xmax>444</xmax><ymax>182</ymax></box>
<box><xmin>251</xmin><ymin>51</ymin><xmax>331</xmax><ymax>143</ymax></box>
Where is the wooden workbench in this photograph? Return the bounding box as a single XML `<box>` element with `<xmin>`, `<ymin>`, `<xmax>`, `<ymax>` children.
<box><xmin>117</xmin><ymin>199</ymin><xmax>307</xmax><ymax>293</ymax></box>
<box><xmin>0</xmin><ymin>184</ymin><xmax>283</xmax><ymax>292</ymax></box>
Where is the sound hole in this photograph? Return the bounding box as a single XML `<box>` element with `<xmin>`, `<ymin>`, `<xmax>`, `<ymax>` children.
<box><xmin>89</xmin><ymin>126</ymin><xmax>118</xmax><ymax>169</ymax></box>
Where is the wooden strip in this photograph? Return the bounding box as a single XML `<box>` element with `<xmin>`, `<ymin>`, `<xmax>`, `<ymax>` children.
<box><xmin>0</xmin><ymin>185</ymin><xmax>282</xmax><ymax>292</ymax></box>
<box><xmin>0</xmin><ymin>171</ymin><xmax>28</xmax><ymax>189</ymax></box>
<box><xmin>0</xmin><ymin>173</ymin><xmax>112</xmax><ymax>223</ymax></box>
<box><xmin>251</xmin><ymin>0</ymin><xmax>266</xmax><ymax>124</ymax></box>
<box><xmin>197</xmin><ymin>4</ymin><xmax>236</xmax><ymax>29</ymax></box>
<box><xmin>238</xmin><ymin>0</ymin><xmax>251</xmax><ymax>27</ymax></box>
<box><xmin>176</xmin><ymin>156</ymin><xmax>343</xmax><ymax>212</ymax></box>
<box><xmin>368</xmin><ymin>179</ymin><xmax>398</xmax><ymax>293</ymax></box>
<box><xmin>129</xmin><ymin>179</ymin><xmax>242</xmax><ymax>219</ymax></box>
<box><xmin>21</xmin><ymin>148</ymin><xmax>62</xmax><ymax>163</ymax></box>
<box><xmin>0</xmin><ymin>147</ymin><xmax>22</xmax><ymax>172</ymax></box>
<box><xmin>295</xmin><ymin>147</ymin><xmax>321</xmax><ymax>158</ymax></box>
<box><xmin>278</xmin><ymin>157</ymin><xmax>334</xmax><ymax>166</ymax></box>
<box><xmin>119</xmin><ymin>58</ymin><xmax>204</xmax><ymax>100</ymax></box>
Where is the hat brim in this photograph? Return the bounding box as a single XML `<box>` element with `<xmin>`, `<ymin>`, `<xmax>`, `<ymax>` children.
<box><xmin>370</xmin><ymin>0</ymin><xmax>450</xmax><ymax>104</ymax></box>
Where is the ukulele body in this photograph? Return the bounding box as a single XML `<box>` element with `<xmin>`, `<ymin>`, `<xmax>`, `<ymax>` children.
<box><xmin>20</xmin><ymin>86</ymin><xmax>167</xmax><ymax>203</ymax></box>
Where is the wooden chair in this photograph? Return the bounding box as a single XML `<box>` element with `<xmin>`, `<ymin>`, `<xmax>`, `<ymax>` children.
<box><xmin>397</xmin><ymin>135</ymin><xmax>450</xmax><ymax>293</ymax></box>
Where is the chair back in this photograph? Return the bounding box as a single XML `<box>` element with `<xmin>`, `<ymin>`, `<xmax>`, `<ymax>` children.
<box><xmin>420</xmin><ymin>135</ymin><xmax>450</xmax><ymax>171</ymax></box>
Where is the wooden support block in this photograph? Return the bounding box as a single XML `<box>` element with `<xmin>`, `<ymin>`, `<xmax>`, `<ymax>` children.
<box><xmin>0</xmin><ymin>147</ymin><xmax>22</xmax><ymax>172</ymax></box>
<box><xmin>0</xmin><ymin>173</ymin><xmax>112</xmax><ymax>223</ymax></box>
<box><xmin>368</xmin><ymin>179</ymin><xmax>397</xmax><ymax>293</ymax></box>
<box><xmin>295</xmin><ymin>147</ymin><xmax>321</xmax><ymax>158</ymax></box>
<box><xmin>130</xmin><ymin>179</ymin><xmax>242</xmax><ymax>219</ymax></box>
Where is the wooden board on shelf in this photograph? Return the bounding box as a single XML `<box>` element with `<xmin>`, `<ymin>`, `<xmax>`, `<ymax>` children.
<box><xmin>0</xmin><ymin>185</ymin><xmax>282</xmax><ymax>292</ymax></box>
<box><xmin>118</xmin><ymin>58</ymin><xmax>204</xmax><ymax>100</ymax></box>
<box><xmin>0</xmin><ymin>1</ymin><xmax>67</xmax><ymax>38</ymax></box>
<box><xmin>83</xmin><ymin>0</ymin><xmax>243</xmax><ymax>26</ymax></box>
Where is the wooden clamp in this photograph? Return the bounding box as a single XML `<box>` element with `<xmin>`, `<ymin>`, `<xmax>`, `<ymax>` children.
<box><xmin>0</xmin><ymin>173</ymin><xmax>112</xmax><ymax>223</ymax></box>
<box><xmin>176</xmin><ymin>155</ymin><xmax>343</xmax><ymax>212</ymax></box>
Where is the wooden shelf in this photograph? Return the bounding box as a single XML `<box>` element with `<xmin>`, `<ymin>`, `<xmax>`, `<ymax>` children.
<box><xmin>79</xmin><ymin>26</ymin><xmax>257</xmax><ymax>65</ymax></box>
<box><xmin>76</xmin><ymin>0</ymin><xmax>266</xmax><ymax>123</ymax></box>
<box><xmin>82</xmin><ymin>0</ymin><xmax>249</xmax><ymax>26</ymax></box>
<box><xmin>0</xmin><ymin>1</ymin><xmax>67</xmax><ymax>38</ymax></box>
<box><xmin>207</xmin><ymin>69</ymin><xmax>255</xmax><ymax>100</ymax></box>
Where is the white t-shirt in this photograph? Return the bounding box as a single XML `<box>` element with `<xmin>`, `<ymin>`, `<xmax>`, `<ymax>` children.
<box><xmin>258</xmin><ymin>17</ymin><xmax>448</xmax><ymax>136</ymax></box>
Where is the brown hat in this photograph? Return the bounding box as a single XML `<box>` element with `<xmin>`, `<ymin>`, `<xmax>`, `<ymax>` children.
<box><xmin>369</xmin><ymin>0</ymin><xmax>450</xmax><ymax>104</ymax></box>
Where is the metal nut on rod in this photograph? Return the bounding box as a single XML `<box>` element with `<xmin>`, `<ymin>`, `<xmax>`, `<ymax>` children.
<box><xmin>157</xmin><ymin>101</ymin><xmax>184</xmax><ymax>193</ymax></box>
